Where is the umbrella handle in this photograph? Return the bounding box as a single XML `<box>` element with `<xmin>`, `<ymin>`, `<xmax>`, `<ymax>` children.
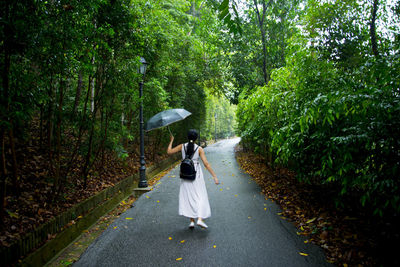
<box><xmin>167</xmin><ymin>126</ymin><xmax>173</xmax><ymax>136</ymax></box>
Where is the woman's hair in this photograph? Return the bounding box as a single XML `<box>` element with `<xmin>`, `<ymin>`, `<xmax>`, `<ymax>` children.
<box><xmin>186</xmin><ymin>129</ymin><xmax>198</xmax><ymax>157</ymax></box>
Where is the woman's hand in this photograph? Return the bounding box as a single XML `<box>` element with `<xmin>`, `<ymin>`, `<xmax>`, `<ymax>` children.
<box><xmin>213</xmin><ymin>177</ymin><xmax>220</xmax><ymax>185</ymax></box>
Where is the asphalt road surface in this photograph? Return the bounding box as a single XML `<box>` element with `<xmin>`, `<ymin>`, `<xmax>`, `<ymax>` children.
<box><xmin>74</xmin><ymin>138</ymin><xmax>331</xmax><ymax>267</ymax></box>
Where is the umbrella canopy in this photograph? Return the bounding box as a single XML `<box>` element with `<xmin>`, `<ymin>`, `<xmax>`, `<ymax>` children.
<box><xmin>145</xmin><ymin>108</ymin><xmax>192</xmax><ymax>132</ymax></box>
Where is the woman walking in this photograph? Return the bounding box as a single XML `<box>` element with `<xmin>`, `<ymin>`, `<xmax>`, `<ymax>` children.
<box><xmin>167</xmin><ymin>129</ymin><xmax>219</xmax><ymax>229</ymax></box>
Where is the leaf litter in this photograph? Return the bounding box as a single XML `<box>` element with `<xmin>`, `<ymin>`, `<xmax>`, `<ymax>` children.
<box><xmin>235</xmin><ymin>145</ymin><xmax>382</xmax><ymax>266</ymax></box>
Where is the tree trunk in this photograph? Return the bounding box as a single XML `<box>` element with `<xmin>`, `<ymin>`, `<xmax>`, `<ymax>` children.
<box><xmin>64</xmin><ymin>75</ymin><xmax>92</xmax><ymax>178</ymax></box>
<box><xmin>82</xmin><ymin>119</ymin><xmax>94</xmax><ymax>188</ymax></box>
<box><xmin>90</xmin><ymin>57</ymin><xmax>95</xmax><ymax>113</ymax></box>
<box><xmin>39</xmin><ymin>104</ymin><xmax>44</xmax><ymax>148</ymax></box>
<box><xmin>82</xmin><ymin>69</ymin><xmax>102</xmax><ymax>188</ymax></box>
<box><xmin>73</xmin><ymin>70</ymin><xmax>83</xmax><ymax>116</ymax></box>
<box><xmin>54</xmin><ymin>77</ymin><xmax>65</xmax><ymax>196</ymax></box>
<box><xmin>8</xmin><ymin>128</ymin><xmax>19</xmax><ymax>195</ymax></box>
<box><xmin>0</xmin><ymin>129</ymin><xmax>6</xmax><ymax>226</ymax></box>
<box><xmin>1</xmin><ymin>0</ymin><xmax>11</xmax><ymax>224</ymax></box>
<box><xmin>47</xmin><ymin>80</ymin><xmax>55</xmax><ymax>179</ymax></box>
<box><xmin>370</xmin><ymin>0</ymin><xmax>379</xmax><ymax>58</ymax></box>
<box><xmin>253</xmin><ymin>0</ymin><xmax>268</xmax><ymax>85</ymax></box>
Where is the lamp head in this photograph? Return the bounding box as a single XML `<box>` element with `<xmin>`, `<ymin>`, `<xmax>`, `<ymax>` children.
<box><xmin>139</xmin><ymin>57</ymin><xmax>147</xmax><ymax>75</ymax></box>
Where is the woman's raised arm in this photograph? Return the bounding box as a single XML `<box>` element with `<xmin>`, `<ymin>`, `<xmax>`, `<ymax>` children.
<box><xmin>167</xmin><ymin>135</ymin><xmax>182</xmax><ymax>155</ymax></box>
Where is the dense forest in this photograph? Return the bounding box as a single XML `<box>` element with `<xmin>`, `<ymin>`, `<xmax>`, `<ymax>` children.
<box><xmin>0</xmin><ymin>0</ymin><xmax>236</xmax><ymax>246</ymax></box>
<box><xmin>1</xmin><ymin>0</ymin><xmax>399</xmax><ymax>265</ymax></box>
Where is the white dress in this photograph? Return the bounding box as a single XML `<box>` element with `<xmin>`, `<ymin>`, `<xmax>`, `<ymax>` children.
<box><xmin>179</xmin><ymin>143</ymin><xmax>211</xmax><ymax>219</ymax></box>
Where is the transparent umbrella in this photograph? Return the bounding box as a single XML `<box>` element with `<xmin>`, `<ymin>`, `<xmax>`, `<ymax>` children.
<box><xmin>145</xmin><ymin>108</ymin><xmax>192</xmax><ymax>134</ymax></box>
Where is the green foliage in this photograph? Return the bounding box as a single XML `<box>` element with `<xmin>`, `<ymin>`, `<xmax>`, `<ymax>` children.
<box><xmin>236</xmin><ymin>0</ymin><xmax>400</xmax><ymax>216</ymax></box>
<box><xmin>0</xmin><ymin>0</ymin><xmax>229</xmax><ymax>206</ymax></box>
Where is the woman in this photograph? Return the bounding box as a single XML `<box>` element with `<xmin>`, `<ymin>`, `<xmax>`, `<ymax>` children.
<box><xmin>167</xmin><ymin>129</ymin><xmax>219</xmax><ymax>229</ymax></box>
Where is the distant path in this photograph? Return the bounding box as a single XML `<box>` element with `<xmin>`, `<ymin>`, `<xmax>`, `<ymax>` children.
<box><xmin>74</xmin><ymin>138</ymin><xmax>331</xmax><ymax>267</ymax></box>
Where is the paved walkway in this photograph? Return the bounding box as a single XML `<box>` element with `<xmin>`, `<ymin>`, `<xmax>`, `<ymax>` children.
<box><xmin>74</xmin><ymin>138</ymin><xmax>331</xmax><ymax>267</ymax></box>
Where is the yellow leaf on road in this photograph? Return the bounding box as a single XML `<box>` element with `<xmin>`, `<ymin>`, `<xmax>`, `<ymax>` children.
<box><xmin>213</xmin><ymin>245</ymin><xmax>216</xmax><ymax>248</ymax></box>
<box><xmin>176</xmin><ymin>258</ymin><xmax>182</xmax><ymax>261</ymax></box>
<box><xmin>157</xmin><ymin>200</ymin><xmax>160</xmax><ymax>203</ymax></box>
<box><xmin>113</xmin><ymin>226</ymin><xmax>117</xmax><ymax>229</ymax></box>
<box><xmin>125</xmin><ymin>217</ymin><xmax>133</xmax><ymax>220</ymax></box>
<box><xmin>299</xmin><ymin>252</ymin><xmax>308</xmax><ymax>256</ymax></box>
<box><xmin>180</xmin><ymin>240</ymin><xmax>185</xmax><ymax>243</ymax></box>
<box><xmin>169</xmin><ymin>237</ymin><xmax>172</xmax><ymax>240</ymax></box>
<box><xmin>145</xmin><ymin>195</ymin><xmax>150</xmax><ymax>199</ymax></box>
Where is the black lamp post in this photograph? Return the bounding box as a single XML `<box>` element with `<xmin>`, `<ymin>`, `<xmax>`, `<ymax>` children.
<box><xmin>138</xmin><ymin>57</ymin><xmax>148</xmax><ymax>188</ymax></box>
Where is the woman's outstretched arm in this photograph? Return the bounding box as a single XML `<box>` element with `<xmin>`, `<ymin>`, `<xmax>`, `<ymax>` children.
<box><xmin>167</xmin><ymin>135</ymin><xmax>182</xmax><ymax>155</ymax></box>
<box><xmin>199</xmin><ymin>147</ymin><xmax>219</xmax><ymax>185</ymax></box>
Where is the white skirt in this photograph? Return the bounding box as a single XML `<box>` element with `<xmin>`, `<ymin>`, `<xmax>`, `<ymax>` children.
<box><xmin>179</xmin><ymin>163</ymin><xmax>211</xmax><ymax>219</ymax></box>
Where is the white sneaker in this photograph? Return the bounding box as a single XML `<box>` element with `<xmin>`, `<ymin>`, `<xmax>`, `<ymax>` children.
<box><xmin>197</xmin><ymin>220</ymin><xmax>208</xmax><ymax>229</ymax></box>
<box><xmin>189</xmin><ymin>221</ymin><xmax>195</xmax><ymax>228</ymax></box>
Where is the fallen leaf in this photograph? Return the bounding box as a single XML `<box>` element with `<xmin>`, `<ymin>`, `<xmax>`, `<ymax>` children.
<box><xmin>213</xmin><ymin>245</ymin><xmax>216</xmax><ymax>248</ymax></box>
<box><xmin>180</xmin><ymin>240</ymin><xmax>185</xmax><ymax>243</ymax></box>
<box><xmin>125</xmin><ymin>217</ymin><xmax>133</xmax><ymax>220</ymax></box>
<box><xmin>113</xmin><ymin>226</ymin><xmax>117</xmax><ymax>229</ymax></box>
<box><xmin>169</xmin><ymin>237</ymin><xmax>172</xmax><ymax>240</ymax></box>
<box><xmin>176</xmin><ymin>258</ymin><xmax>182</xmax><ymax>261</ymax></box>
<box><xmin>306</xmin><ymin>217</ymin><xmax>316</xmax><ymax>224</ymax></box>
<box><xmin>145</xmin><ymin>195</ymin><xmax>150</xmax><ymax>199</ymax></box>
<box><xmin>299</xmin><ymin>252</ymin><xmax>308</xmax><ymax>256</ymax></box>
